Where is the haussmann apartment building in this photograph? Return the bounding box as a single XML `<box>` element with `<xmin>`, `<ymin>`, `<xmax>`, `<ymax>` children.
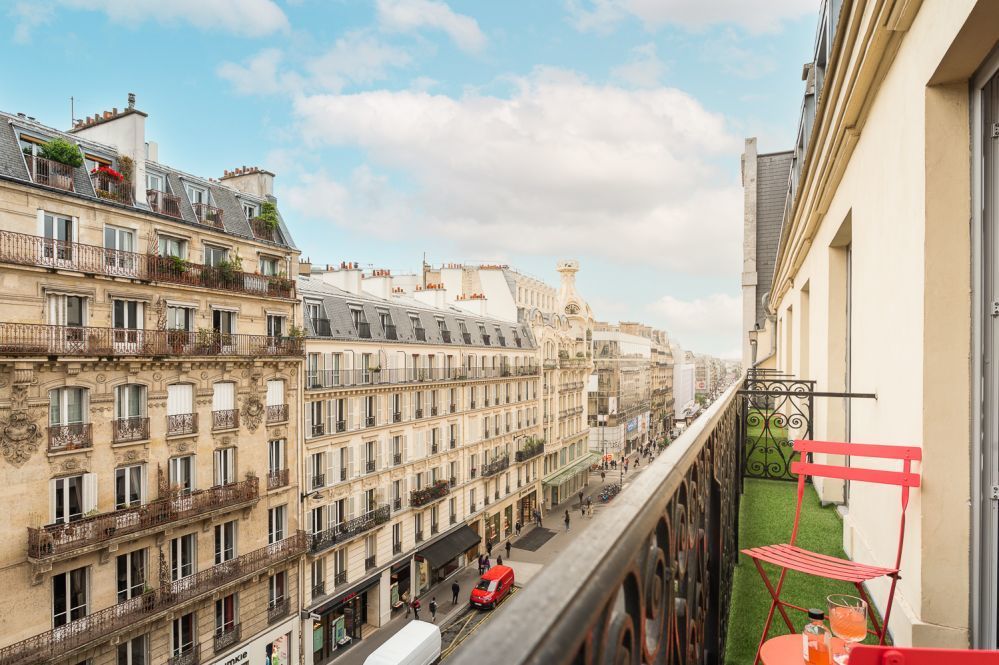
<box><xmin>0</xmin><ymin>98</ymin><xmax>306</xmax><ymax>665</ymax></box>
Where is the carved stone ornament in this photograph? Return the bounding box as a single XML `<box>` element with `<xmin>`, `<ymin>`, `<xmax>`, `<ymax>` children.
<box><xmin>0</xmin><ymin>384</ymin><xmax>43</xmax><ymax>467</ymax></box>
<box><xmin>241</xmin><ymin>394</ymin><xmax>265</xmax><ymax>433</ymax></box>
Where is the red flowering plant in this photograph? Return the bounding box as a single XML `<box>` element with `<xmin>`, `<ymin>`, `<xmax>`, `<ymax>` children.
<box><xmin>91</xmin><ymin>165</ymin><xmax>124</xmax><ymax>182</ymax></box>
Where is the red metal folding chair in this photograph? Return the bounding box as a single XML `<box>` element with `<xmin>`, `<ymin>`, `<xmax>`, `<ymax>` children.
<box><xmin>741</xmin><ymin>439</ymin><xmax>921</xmax><ymax>665</ymax></box>
<box><xmin>848</xmin><ymin>644</ymin><xmax>999</xmax><ymax>663</ymax></box>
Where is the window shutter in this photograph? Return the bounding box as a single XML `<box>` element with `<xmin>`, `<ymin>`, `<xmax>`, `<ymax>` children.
<box><xmin>167</xmin><ymin>384</ymin><xmax>193</xmax><ymax>416</ymax></box>
<box><xmin>347</xmin><ymin>446</ymin><xmax>355</xmax><ymax>478</ymax></box>
<box><xmin>266</xmin><ymin>380</ymin><xmax>283</xmax><ymax>407</ymax></box>
<box><xmin>213</xmin><ymin>382</ymin><xmax>235</xmax><ymax>411</ymax></box>
<box><xmin>377</xmin><ymin>395</ymin><xmax>384</xmax><ymax>424</ymax></box>
<box><xmin>415</xmin><ymin>430</ymin><xmax>424</xmax><ymax>459</ymax></box>
<box><xmin>49</xmin><ymin>479</ymin><xmax>58</xmax><ymax>523</ymax></box>
<box><xmin>402</xmin><ymin>435</ymin><xmax>409</xmax><ymax>463</ymax></box>
<box><xmin>305</xmin><ymin>401</ymin><xmax>313</xmax><ymax>438</ymax></box>
<box><xmin>83</xmin><ymin>473</ymin><xmax>97</xmax><ymax>513</ymax></box>
<box><xmin>401</xmin><ymin>477</ymin><xmax>408</xmax><ymax>507</ymax></box>
<box><xmin>326</xmin><ymin>399</ymin><xmax>335</xmax><ymax>433</ymax></box>
<box><xmin>348</xmin><ymin>496</ymin><xmax>356</xmax><ymax>520</ymax></box>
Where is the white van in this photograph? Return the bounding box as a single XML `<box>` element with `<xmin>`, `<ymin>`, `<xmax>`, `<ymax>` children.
<box><xmin>363</xmin><ymin>620</ymin><xmax>442</xmax><ymax>665</ymax></box>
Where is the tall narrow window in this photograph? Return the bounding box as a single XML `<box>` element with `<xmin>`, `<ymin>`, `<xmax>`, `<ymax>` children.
<box><xmin>214</xmin><ymin>520</ymin><xmax>237</xmax><ymax>564</ymax></box>
<box><xmin>170</xmin><ymin>533</ymin><xmax>196</xmax><ymax>581</ymax></box>
<box><xmin>116</xmin><ymin>549</ymin><xmax>146</xmax><ymax>602</ymax></box>
<box><xmin>169</xmin><ymin>455</ymin><xmax>195</xmax><ymax>494</ymax></box>
<box><xmin>115</xmin><ymin>464</ymin><xmax>145</xmax><ymax>509</ymax></box>
<box><xmin>172</xmin><ymin>613</ymin><xmax>196</xmax><ymax>659</ymax></box>
<box><xmin>214</xmin><ymin>448</ymin><xmax>236</xmax><ymax>486</ymax></box>
<box><xmin>51</xmin><ymin>473</ymin><xmax>95</xmax><ymax>524</ymax></box>
<box><xmin>52</xmin><ymin>566</ymin><xmax>88</xmax><ymax>627</ymax></box>
<box><xmin>268</xmin><ymin>505</ymin><xmax>286</xmax><ymax>543</ymax></box>
<box><xmin>117</xmin><ymin>634</ymin><xmax>147</xmax><ymax>665</ymax></box>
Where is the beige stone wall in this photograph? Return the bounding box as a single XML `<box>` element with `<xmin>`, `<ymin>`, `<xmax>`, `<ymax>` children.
<box><xmin>0</xmin><ymin>178</ymin><xmax>302</xmax><ymax>661</ymax></box>
<box><xmin>767</xmin><ymin>0</ymin><xmax>995</xmax><ymax>648</ymax></box>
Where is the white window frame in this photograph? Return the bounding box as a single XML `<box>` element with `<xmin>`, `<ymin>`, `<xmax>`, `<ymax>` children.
<box><xmin>170</xmin><ymin>533</ymin><xmax>197</xmax><ymax>581</ymax></box>
<box><xmin>214</xmin><ymin>520</ymin><xmax>237</xmax><ymax>564</ymax></box>
<box><xmin>115</xmin><ymin>464</ymin><xmax>146</xmax><ymax>509</ymax></box>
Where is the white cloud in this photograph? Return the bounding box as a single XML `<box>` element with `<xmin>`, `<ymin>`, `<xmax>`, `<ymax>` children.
<box><xmin>704</xmin><ymin>29</ymin><xmax>777</xmax><ymax>80</ymax></box>
<box><xmin>218</xmin><ymin>32</ymin><xmax>411</xmax><ymax>96</ymax></box>
<box><xmin>49</xmin><ymin>0</ymin><xmax>290</xmax><ymax>37</ymax></box>
<box><xmin>376</xmin><ymin>0</ymin><xmax>486</xmax><ymax>53</ymax></box>
<box><xmin>647</xmin><ymin>293</ymin><xmax>742</xmax><ymax>357</ymax></box>
<box><xmin>285</xmin><ymin>68</ymin><xmax>742</xmax><ymax>274</ymax></box>
<box><xmin>567</xmin><ymin>0</ymin><xmax>814</xmax><ymax>35</ymax></box>
<box><xmin>9</xmin><ymin>2</ymin><xmax>54</xmax><ymax>43</ymax></box>
<box><xmin>611</xmin><ymin>42</ymin><xmax>666</xmax><ymax>88</ymax></box>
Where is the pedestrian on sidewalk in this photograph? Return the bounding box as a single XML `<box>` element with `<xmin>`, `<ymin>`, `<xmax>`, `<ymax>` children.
<box><xmin>505</xmin><ymin>540</ymin><xmax>511</xmax><ymax>559</ymax></box>
<box><xmin>497</xmin><ymin>554</ymin><xmax>503</xmax><ymax>566</ymax></box>
<box><xmin>515</xmin><ymin>520</ymin><xmax>522</xmax><ymax>536</ymax></box>
<box><xmin>452</xmin><ymin>581</ymin><xmax>460</xmax><ymax>605</ymax></box>
<box><xmin>411</xmin><ymin>597</ymin><xmax>421</xmax><ymax>621</ymax></box>
<box><xmin>486</xmin><ymin>540</ymin><xmax>493</xmax><ymax>558</ymax></box>
<box><xmin>600</xmin><ymin>470</ymin><xmax>606</xmax><ymax>483</ymax></box>
<box><xmin>430</xmin><ymin>597</ymin><xmax>438</xmax><ymax>623</ymax></box>
<box><xmin>578</xmin><ymin>490</ymin><xmax>584</xmax><ymax>507</ymax></box>
<box><xmin>587</xmin><ymin>496</ymin><xmax>592</xmax><ymax>513</ymax></box>
<box><xmin>564</xmin><ymin>510</ymin><xmax>570</xmax><ymax>533</ymax></box>
<box><xmin>477</xmin><ymin>554</ymin><xmax>485</xmax><ymax>575</ymax></box>
<box><xmin>580</xmin><ymin>500</ymin><xmax>585</xmax><ymax>518</ymax></box>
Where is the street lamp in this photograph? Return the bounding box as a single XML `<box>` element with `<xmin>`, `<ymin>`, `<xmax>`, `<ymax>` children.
<box><xmin>748</xmin><ymin>324</ymin><xmax>760</xmax><ymax>366</ymax></box>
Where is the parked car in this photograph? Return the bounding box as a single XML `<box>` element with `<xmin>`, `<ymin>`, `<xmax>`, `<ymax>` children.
<box><xmin>470</xmin><ymin>565</ymin><xmax>515</xmax><ymax>609</ymax></box>
<box><xmin>364</xmin><ymin>620</ymin><xmax>441</xmax><ymax>665</ymax></box>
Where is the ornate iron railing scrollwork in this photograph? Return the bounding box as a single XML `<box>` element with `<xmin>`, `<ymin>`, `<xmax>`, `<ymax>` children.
<box><xmin>739</xmin><ymin>373</ymin><xmax>814</xmax><ymax>481</ymax></box>
<box><xmin>458</xmin><ymin>381</ymin><xmax>742</xmax><ymax>665</ymax></box>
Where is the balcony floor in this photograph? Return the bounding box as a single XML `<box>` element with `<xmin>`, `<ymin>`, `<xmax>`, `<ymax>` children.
<box><xmin>725</xmin><ymin>479</ymin><xmax>882</xmax><ymax>664</ymax></box>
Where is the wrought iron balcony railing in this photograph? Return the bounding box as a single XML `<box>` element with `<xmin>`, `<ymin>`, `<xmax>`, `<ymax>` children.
<box><xmin>112</xmin><ymin>416</ymin><xmax>149</xmax><ymax>443</ymax></box>
<box><xmin>213</xmin><ymin>623</ymin><xmax>241</xmax><ymax>654</ymax></box>
<box><xmin>365</xmin><ymin>555</ymin><xmax>376</xmax><ymax>570</ymax></box>
<box><xmin>303</xmin><ymin>365</ymin><xmax>540</xmax><ymax>390</ymax></box>
<box><xmin>91</xmin><ymin>171</ymin><xmax>133</xmax><ymax>205</ymax></box>
<box><xmin>27</xmin><ymin>477</ymin><xmax>259</xmax><ymax>561</ymax></box>
<box><xmin>192</xmin><ymin>202</ymin><xmax>224</xmax><ymax>229</ymax></box>
<box><xmin>267</xmin><ymin>469</ymin><xmax>289</xmax><ymax>490</ymax></box>
<box><xmin>410</xmin><ymin>480</ymin><xmax>449</xmax><ymax>507</ymax></box>
<box><xmin>168</xmin><ymin>645</ymin><xmax>200</xmax><ymax>665</ymax></box>
<box><xmin>309</xmin><ymin>505</ymin><xmax>390</xmax><ymax>554</ymax></box>
<box><xmin>147</xmin><ymin>189</ymin><xmax>182</xmax><ymax>218</ymax></box>
<box><xmin>25</xmin><ymin>155</ymin><xmax>74</xmax><ymax>192</ymax></box>
<box><xmin>268</xmin><ymin>598</ymin><xmax>290</xmax><ymax>625</ymax></box>
<box><xmin>47</xmin><ymin>423</ymin><xmax>92</xmax><ymax>452</ymax></box>
<box><xmin>266</xmin><ymin>404</ymin><xmax>288</xmax><ymax>423</ymax></box>
<box><xmin>212</xmin><ymin>409</ymin><xmax>239</xmax><ymax>431</ymax></box>
<box><xmin>0</xmin><ymin>323</ymin><xmax>302</xmax><ymax>358</ymax></box>
<box><xmin>249</xmin><ymin>218</ymin><xmax>281</xmax><ymax>243</ymax></box>
<box><xmin>4</xmin><ymin>530</ymin><xmax>305</xmax><ymax>665</ymax></box>
<box><xmin>0</xmin><ymin>230</ymin><xmax>294</xmax><ymax>299</ymax></box>
<box><xmin>458</xmin><ymin>383</ymin><xmax>741</xmax><ymax>664</ymax></box>
<box><xmin>515</xmin><ymin>442</ymin><xmax>544</xmax><ymax>463</ymax></box>
<box><xmin>167</xmin><ymin>413</ymin><xmax>198</xmax><ymax>436</ymax></box>
<box><xmin>312</xmin><ymin>581</ymin><xmax>326</xmax><ymax>599</ymax></box>
<box><xmin>334</xmin><ymin>571</ymin><xmax>348</xmax><ymax>587</ymax></box>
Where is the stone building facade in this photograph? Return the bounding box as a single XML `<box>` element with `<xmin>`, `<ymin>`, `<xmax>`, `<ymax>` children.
<box><xmin>0</xmin><ymin>101</ymin><xmax>304</xmax><ymax>665</ymax></box>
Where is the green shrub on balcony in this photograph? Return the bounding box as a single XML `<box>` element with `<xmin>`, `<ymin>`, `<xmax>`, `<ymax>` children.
<box><xmin>258</xmin><ymin>201</ymin><xmax>280</xmax><ymax>231</ymax></box>
<box><xmin>39</xmin><ymin>138</ymin><xmax>83</xmax><ymax>167</ymax></box>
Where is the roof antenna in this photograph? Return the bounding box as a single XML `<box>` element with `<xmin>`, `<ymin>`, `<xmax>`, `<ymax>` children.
<box><xmin>70</xmin><ymin>96</ymin><xmax>75</xmax><ymax>126</ymax></box>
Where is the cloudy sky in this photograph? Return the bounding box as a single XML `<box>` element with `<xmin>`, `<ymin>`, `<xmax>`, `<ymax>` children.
<box><xmin>3</xmin><ymin>0</ymin><xmax>817</xmax><ymax>358</ymax></box>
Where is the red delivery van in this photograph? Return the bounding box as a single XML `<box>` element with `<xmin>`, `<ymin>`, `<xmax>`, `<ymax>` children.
<box><xmin>469</xmin><ymin>565</ymin><xmax>515</xmax><ymax>609</ymax></box>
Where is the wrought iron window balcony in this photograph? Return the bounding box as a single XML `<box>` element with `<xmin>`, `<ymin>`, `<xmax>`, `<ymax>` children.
<box><xmin>311</xmin><ymin>474</ymin><xmax>325</xmax><ymax>490</ymax></box>
<box><xmin>249</xmin><ymin>217</ymin><xmax>281</xmax><ymax>243</ymax></box>
<box><xmin>450</xmin><ymin>403</ymin><xmax>457</xmax><ymax>413</ymax></box>
<box><xmin>112</xmin><ymin>416</ymin><xmax>149</xmax><ymax>443</ymax></box>
<box><xmin>147</xmin><ymin>189</ymin><xmax>182</xmax><ymax>218</ymax></box>
<box><xmin>365</xmin><ymin>415</ymin><xmax>376</xmax><ymax>427</ymax></box>
<box><xmin>336</xmin><ymin>420</ymin><xmax>347</xmax><ymax>433</ymax></box>
<box><xmin>47</xmin><ymin>423</ymin><xmax>92</xmax><ymax>453</ymax></box>
<box><xmin>431</xmin><ymin>406</ymin><xmax>439</xmax><ymax>416</ymax></box>
<box><xmin>450</xmin><ymin>438</ymin><xmax>458</xmax><ymax>449</ymax></box>
<box><xmin>515</xmin><ymin>441</ymin><xmax>544</xmax><ymax>463</ymax></box>
<box><xmin>414</xmin><ymin>408</ymin><xmax>424</xmax><ymax>419</ymax></box>
<box><xmin>167</xmin><ymin>413</ymin><xmax>198</xmax><ymax>436</ymax></box>
<box><xmin>394</xmin><ymin>452</ymin><xmax>403</xmax><ymax>466</ymax></box>
<box><xmin>482</xmin><ymin>455</ymin><xmax>510</xmax><ymax>478</ymax></box>
<box><xmin>393</xmin><ymin>411</ymin><xmax>403</xmax><ymax>423</ymax></box>
<box><xmin>449</xmin><ymin>477</ymin><xmax>457</xmax><ymax>488</ymax></box>
<box><xmin>303</xmin><ymin>366</ymin><xmax>539</xmax><ymax>391</ymax></box>
<box><xmin>393</xmin><ymin>497</ymin><xmax>402</xmax><ymax>511</ymax></box>
<box><xmin>266</xmin><ymin>404</ymin><xmax>288</xmax><ymax>423</ymax></box>
<box><xmin>91</xmin><ymin>171</ymin><xmax>133</xmax><ymax>205</ymax></box>
<box><xmin>212</xmin><ymin>409</ymin><xmax>239</xmax><ymax>431</ymax></box>
<box><xmin>470</xmin><ymin>400</ymin><xmax>477</xmax><ymax>409</ymax></box>
<box><xmin>470</xmin><ymin>468</ymin><xmax>477</xmax><ymax>479</ymax></box>
<box><xmin>431</xmin><ymin>523</ymin><xmax>439</xmax><ymax>535</ymax></box>
<box><xmin>309</xmin><ymin>505</ymin><xmax>390</xmax><ymax>554</ymax></box>
<box><xmin>415</xmin><ymin>530</ymin><xmax>424</xmax><ymax>543</ymax></box>
<box><xmin>168</xmin><ymin>645</ymin><xmax>200</xmax><ymax>665</ymax></box>
<box><xmin>414</xmin><ymin>327</ymin><xmax>427</xmax><ymax>341</ymax></box>
<box><xmin>312</xmin><ymin>581</ymin><xmax>326</xmax><ymax>599</ymax></box>
<box><xmin>192</xmin><ymin>202</ymin><xmax>224</xmax><ymax>229</ymax></box>
<box><xmin>268</xmin><ymin>597</ymin><xmax>290</xmax><ymax>625</ymax></box>
<box><xmin>25</xmin><ymin>155</ymin><xmax>74</xmax><ymax>192</ymax></box>
<box><xmin>213</xmin><ymin>623</ymin><xmax>241</xmax><ymax>654</ymax></box>
<box><xmin>340</xmin><ymin>468</ymin><xmax>348</xmax><ymax>481</ymax></box>
<box><xmin>267</xmin><ymin>469</ymin><xmax>289</xmax><ymax>490</ymax></box>
<box><xmin>7</xmin><ymin>531</ymin><xmax>304</xmax><ymax>665</ymax></box>
<box><xmin>27</xmin><ymin>476</ymin><xmax>260</xmax><ymax>562</ymax></box>
<box><xmin>393</xmin><ymin>541</ymin><xmax>402</xmax><ymax>554</ymax></box>
<box><xmin>0</xmin><ymin>323</ymin><xmax>302</xmax><ymax>358</ymax></box>
<box><xmin>365</xmin><ymin>556</ymin><xmax>377</xmax><ymax>570</ymax></box>
<box><xmin>334</xmin><ymin>571</ymin><xmax>348</xmax><ymax>587</ymax></box>
<box><xmin>431</xmin><ymin>443</ymin><xmax>439</xmax><ymax>454</ymax></box>
<box><xmin>310</xmin><ymin>423</ymin><xmax>325</xmax><ymax>437</ymax></box>
<box><xmin>494</xmin><ymin>490</ymin><xmax>500</xmax><ymax>500</ymax></box>
<box><xmin>410</xmin><ymin>480</ymin><xmax>450</xmax><ymax>507</ymax></box>
<box><xmin>450</xmin><ymin>514</ymin><xmax>457</xmax><ymax>525</ymax></box>
<box><xmin>366</xmin><ymin>460</ymin><xmax>376</xmax><ymax>473</ymax></box>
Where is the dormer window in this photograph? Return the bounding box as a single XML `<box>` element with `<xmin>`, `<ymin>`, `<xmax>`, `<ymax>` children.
<box><xmin>84</xmin><ymin>154</ymin><xmax>111</xmax><ymax>173</ymax></box>
<box><xmin>186</xmin><ymin>184</ymin><xmax>208</xmax><ymax>205</ymax></box>
<box><xmin>242</xmin><ymin>202</ymin><xmax>259</xmax><ymax>220</ymax></box>
<box><xmin>146</xmin><ymin>172</ymin><xmax>164</xmax><ymax>192</ymax></box>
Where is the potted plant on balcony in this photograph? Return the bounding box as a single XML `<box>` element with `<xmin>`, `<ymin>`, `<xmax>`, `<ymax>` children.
<box><xmin>167</xmin><ymin>329</ymin><xmax>188</xmax><ymax>353</ymax></box>
<box><xmin>195</xmin><ymin>327</ymin><xmax>221</xmax><ymax>354</ymax></box>
<box><xmin>39</xmin><ymin>138</ymin><xmax>84</xmax><ymax>168</ymax></box>
<box><xmin>267</xmin><ymin>272</ymin><xmax>294</xmax><ymax>296</ymax></box>
<box><xmin>258</xmin><ymin>201</ymin><xmax>280</xmax><ymax>232</ymax></box>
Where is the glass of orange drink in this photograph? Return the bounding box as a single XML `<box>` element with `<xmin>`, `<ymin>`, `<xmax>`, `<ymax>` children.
<box><xmin>827</xmin><ymin>594</ymin><xmax>867</xmax><ymax>663</ymax></box>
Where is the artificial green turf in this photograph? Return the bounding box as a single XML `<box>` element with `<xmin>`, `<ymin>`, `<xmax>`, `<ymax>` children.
<box><xmin>725</xmin><ymin>479</ymin><xmax>879</xmax><ymax>664</ymax></box>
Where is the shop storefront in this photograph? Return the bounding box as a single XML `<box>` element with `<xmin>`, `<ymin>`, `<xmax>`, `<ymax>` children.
<box><xmin>484</xmin><ymin>512</ymin><xmax>501</xmax><ymax>546</ymax></box>
<box><xmin>311</xmin><ymin>576</ymin><xmax>378</xmax><ymax>664</ymax></box>
<box><xmin>211</xmin><ymin>616</ymin><xmax>297</xmax><ymax>665</ymax></box>
<box><xmin>389</xmin><ymin>559</ymin><xmax>411</xmax><ymax>615</ymax></box>
<box><xmin>543</xmin><ymin>453</ymin><xmax>599</xmax><ymax>507</ymax></box>
<box><xmin>503</xmin><ymin>505</ymin><xmax>513</xmax><ymax>538</ymax></box>
<box><xmin>518</xmin><ymin>490</ymin><xmax>537</xmax><ymax>525</ymax></box>
<box><xmin>414</xmin><ymin>524</ymin><xmax>480</xmax><ymax>589</ymax></box>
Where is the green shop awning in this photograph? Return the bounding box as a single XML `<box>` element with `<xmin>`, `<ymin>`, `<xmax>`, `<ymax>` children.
<box><xmin>542</xmin><ymin>453</ymin><xmax>600</xmax><ymax>488</ymax></box>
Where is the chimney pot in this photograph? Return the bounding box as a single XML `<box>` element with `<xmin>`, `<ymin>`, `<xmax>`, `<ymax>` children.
<box><xmin>112</xmin><ymin>107</ymin><xmax>118</xmax><ymax>115</ymax></box>
<box><xmin>128</xmin><ymin>93</ymin><xmax>136</xmax><ymax>110</ymax></box>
